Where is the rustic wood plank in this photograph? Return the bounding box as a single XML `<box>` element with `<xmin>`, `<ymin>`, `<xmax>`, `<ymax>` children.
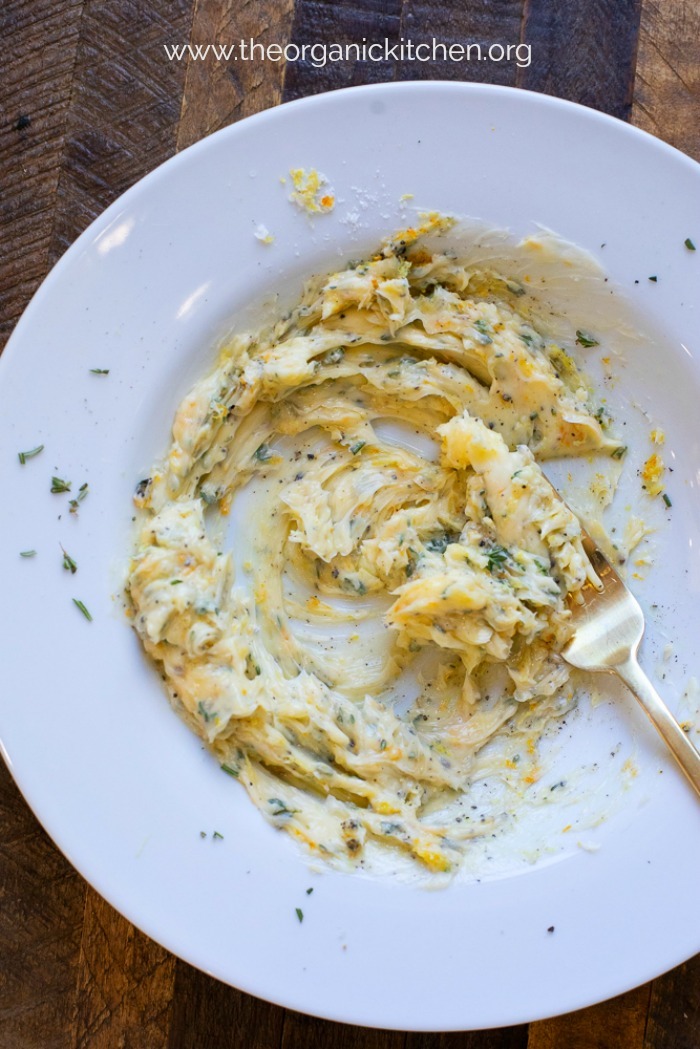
<box><xmin>0</xmin><ymin>0</ymin><xmax>85</xmax><ymax>351</ymax></box>
<box><xmin>518</xmin><ymin>0</ymin><xmax>643</xmax><ymax>119</ymax></box>
<box><xmin>50</xmin><ymin>0</ymin><xmax>196</xmax><ymax>263</ymax></box>
<box><xmin>166</xmin><ymin>965</ymin><xmax>286</xmax><ymax>1048</ymax></box>
<box><xmin>282</xmin><ymin>0</ymin><xmax>402</xmax><ymax>101</ymax></box>
<box><xmin>407</xmin><ymin>1028</ymin><xmax>528</xmax><ymax>1049</ymax></box>
<box><xmin>644</xmin><ymin>954</ymin><xmax>700</xmax><ymax>1049</ymax></box>
<box><xmin>71</xmin><ymin>891</ymin><xmax>175</xmax><ymax>1049</ymax></box>
<box><xmin>0</xmin><ymin>762</ymin><xmax>84</xmax><ymax>1049</ymax></box>
<box><xmin>631</xmin><ymin>0</ymin><xmax>700</xmax><ymax>162</ymax></box>
<box><xmin>281</xmin><ymin>1010</ymin><xmax>405</xmax><ymax>1049</ymax></box>
<box><xmin>526</xmin><ymin>984</ymin><xmax>651</xmax><ymax>1049</ymax></box>
<box><xmin>395</xmin><ymin>0</ymin><xmax>525</xmax><ymax>85</ymax></box>
<box><xmin>177</xmin><ymin>0</ymin><xmax>295</xmax><ymax>150</ymax></box>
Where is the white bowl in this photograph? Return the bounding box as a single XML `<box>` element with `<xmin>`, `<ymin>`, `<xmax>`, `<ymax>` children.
<box><xmin>2</xmin><ymin>82</ymin><xmax>700</xmax><ymax>1030</ymax></box>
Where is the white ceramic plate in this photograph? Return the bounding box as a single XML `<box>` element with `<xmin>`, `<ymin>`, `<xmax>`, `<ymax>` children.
<box><xmin>2</xmin><ymin>82</ymin><xmax>700</xmax><ymax>1031</ymax></box>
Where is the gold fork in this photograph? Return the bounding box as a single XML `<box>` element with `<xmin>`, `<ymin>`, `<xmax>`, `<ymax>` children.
<box><xmin>561</xmin><ymin>533</ymin><xmax>700</xmax><ymax>797</ymax></box>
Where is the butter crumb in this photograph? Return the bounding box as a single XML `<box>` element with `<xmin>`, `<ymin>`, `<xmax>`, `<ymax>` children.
<box><xmin>641</xmin><ymin>453</ymin><xmax>665</xmax><ymax>497</ymax></box>
<box><xmin>254</xmin><ymin>224</ymin><xmax>274</xmax><ymax>244</ymax></box>
<box><xmin>288</xmin><ymin>168</ymin><xmax>335</xmax><ymax>214</ymax></box>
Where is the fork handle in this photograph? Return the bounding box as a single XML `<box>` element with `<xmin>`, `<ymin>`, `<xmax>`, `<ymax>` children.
<box><xmin>616</xmin><ymin>657</ymin><xmax>700</xmax><ymax>798</ymax></box>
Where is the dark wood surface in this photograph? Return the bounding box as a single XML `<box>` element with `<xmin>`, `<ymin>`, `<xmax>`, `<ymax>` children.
<box><xmin>2</xmin><ymin>0</ymin><xmax>699</xmax><ymax>1045</ymax></box>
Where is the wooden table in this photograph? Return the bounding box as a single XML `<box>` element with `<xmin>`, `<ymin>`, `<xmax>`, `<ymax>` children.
<box><xmin>2</xmin><ymin>1</ymin><xmax>699</xmax><ymax>1045</ymax></box>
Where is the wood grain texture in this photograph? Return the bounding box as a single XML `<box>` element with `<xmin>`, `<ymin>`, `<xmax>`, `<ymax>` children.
<box><xmin>72</xmin><ymin>892</ymin><xmax>175</xmax><ymax>1049</ymax></box>
<box><xmin>645</xmin><ymin>955</ymin><xmax>700</xmax><ymax>1049</ymax></box>
<box><xmin>282</xmin><ymin>1012</ymin><xmax>405</xmax><ymax>1049</ymax></box>
<box><xmin>519</xmin><ymin>0</ymin><xmax>643</xmax><ymax>119</ymax></box>
<box><xmin>167</xmin><ymin>964</ymin><xmax>286</xmax><ymax>1048</ymax></box>
<box><xmin>631</xmin><ymin>0</ymin><xmax>700</xmax><ymax>162</ymax></box>
<box><xmin>177</xmin><ymin>0</ymin><xmax>296</xmax><ymax>150</ymax></box>
<box><xmin>395</xmin><ymin>0</ymin><xmax>524</xmax><ymax>84</ymax></box>
<box><xmin>50</xmin><ymin>0</ymin><xmax>195</xmax><ymax>261</ymax></box>
<box><xmin>0</xmin><ymin>0</ymin><xmax>85</xmax><ymax>351</ymax></box>
<box><xmin>0</xmin><ymin>763</ymin><xmax>84</xmax><ymax>1049</ymax></box>
<box><xmin>282</xmin><ymin>0</ymin><xmax>403</xmax><ymax>101</ymax></box>
<box><xmin>407</xmin><ymin>1029</ymin><xmax>528</xmax><ymax>1049</ymax></box>
<box><xmin>527</xmin><ymin>985</ymin><xmax>651</xmax><ymax>1049</ymax></box>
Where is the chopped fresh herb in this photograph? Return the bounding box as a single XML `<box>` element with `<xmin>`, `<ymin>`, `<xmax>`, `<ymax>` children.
<box><xmin>685</xmin><ymin>238</ymin><xmax>696</xmax><ymax>251</ymax></box>
<box><xmin>379</xmin><ymin>739</ymin><xmax>387</xmax><ymax>751</ymax></box>
<box><xmin>61</xmin><ymin>548</ymin><xmax>77</xmax><ymax>574</ymax></box>
<box><xmin>89</xmin><ymin>368</ymin><xmax>110</xmax><ymax>375</ymax></box>
<box><xmin>473</xmin><ymin>319</ymin><xmax>492</xmax><ymax>345</ymax></box>
<box><xmin>663</xmin><ymin>493</ymin><xmax>672</xmax><ymax>508</ymax></box>
<box><xmin>350</xmin><ymin>441</ymin><xmax>365</xmax><ymax>455</ymax></box>
<box><xmin>575</xmin><ymin>330</ymin><xmax>599</xmax><ymax>348</ymax></box>
<box><xmin>221</xmin><ymin>763</ymin><xmax>239</xmax><ymax>778</ymax></box>
<box><xmin>295</xmin><ymin>907</ymin><xmax>304</xmax><ymax>923</ymax></box>
<box><xmin>254</xmin><ymin>443</ymin><xmax>272</xmax><ymax>462</ymax></box>
<box><xmin>72</xmin><ymin>598</ymin><xmax>92</xmax><ymax>621</ymax></box>
<box><xmin>18</xmin><ymin>444</ymin><xmax>44</xmax><ymax>465</ymax></box>
<box><xmin>200</xmin><ymin>831</ymin><xmax>206</xmax><ymax>838</ymax></box>
<box><xmin>213</xmin><ymin>831</ymin><xmax>224</xmax><ymax>840</ymax></box>
<box><xmin>306</xmin><ymin>887</ymin><xmax>314</xmax><ymax>895</ymax></box>
<box><xmin>425</xmin><ymin>532</ymin><xmax>457</xmax><ymax>554</ymax></box>
<box><xmin>648</xmin><ymin>275</ymin><xmax>658</xmax><ymax>282</ymax></box>
<box><xmin>198</xmin><ymin>701</ymin><xmax>213</xmax><ymax>722</ymax></box>
<box><xmin>486</xmin><ymin>545</ymin><xmax>509</xmax><ymax>572</ymax></box>
<box><xmin>69</xmin><ymin>482</ymin><xmax>89</xmax><ymax>513</ymax></box>
<box><xmin>170</xmin><ymin>579</ymin><xmax>183</xmax><ymax>585</ymax></box>
<box><xmin>20</xmin><ymin>550</ymin><xmax>36</xmax><ymax>558</ymax></box>
<box><xmin>610</xmin><ymin>445</ymin><xmax>627</xmax><ymax>460</ymax></box>
<box><xmin>51</xmin><ymin>476</ymin><xmax>71</xmax><ymax>494</ymax></box>
<box><xmin>269</xmin><ymin>798</ymin><xmax>298</xmax><ymax>817</ymax></box>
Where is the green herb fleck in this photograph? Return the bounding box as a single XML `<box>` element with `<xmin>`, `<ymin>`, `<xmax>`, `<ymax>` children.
<box><xmin>379</xmin><ymin>739</ymin><xmax>387</xmax><ymax>751</ymax></box>
<box><xmin>89</xmin><ymin>368</ymin><xmax>110</xmax><ymax>375</ymax></box>
<box><xmin>69</xmin><ymin>482</ymin><xmax>89</xmax><ymax>514</ymax></box>
<box><xmin>213</xmin><ymin>831</ymin><xmax>224</xmax><ymax>840</ymax></box>
<box><xmin>306</xmin><ymin>887</ymin><xmax>314</xmax><ymax>895</ymax></box>
<box><xmin>575</xmin><ymin>330</ymin><xmax>599</xmax><ymax>348</ymax></box>
<box><xmin>61</xmin><ymin>548</ymin><xmax>77</xmax><ymax>574</ymax></box>
<box><xmin>198</xmin><ymin>701</ymin><xmax>213</xmax><ymax>722</ymax></box>
<box><xmin>295</xmin><ymin>907</ymin><xmax>304</xmax><ymax>923</ymax></box>
<box><xmin>200</xmin><ymin>831</ymin><xmax>206</xmax><ymax>838</ymax></box>
<box><xmin>648</xmin><ymin>275</ymin><xmax>658</xmax><ymax>282</ymax></box>
<box><xmin>350</xmin><ymin>441</ymin><xmax>366</xmax><ymax>455</ymax></box>
<box><xmin>18</xmin><ymin>444</ymin><xmax>44</xmax><ymax>465</ymax></box>
<box><xmin>487</xmin><ymin>546</ymin><xmax>509</xmax><ymax>572</ymax></box>
<box><xmin>170</xmin><ymin>579</ymin><xmax>183</xmax><ymax>585</ymax></box>
<box><xmin>221</xmin><ymin>763</ymin><xmax>239</xmax><ymax>778</ymax></box>
<box><xmin>269</xmin><ymin>798</ymin><xmax>298</xmax><ymax>817</ymax></box>
<box><xmin>610</xmin><ymin>445</ymin><xmax>627</xmax><ymax>460</ymax></box>
<box><xmin>663</xmin><ymin>493</ymin><xmax>672</xmax><ymax>508</ymax></box>
<box><xmin>473</xmin><ymin>319</ymin><xmax>492</xmax><ymax>345</ymax></box>
<box><xmin>20</xmin><ymin>550</ymin><xmax>36</xmax><ymax>558</ymax></box>
<box><xmin>685</xmin><ymin>238</ymin><xmax>696</xmax><ymax>251</ymax></box>
<box><xmin>254</xmin><ymin>443</ymin><xmax>272</xmax><ymax>462</ymax></box>
<box><xmin>72</xmin><ymin>598</ymin><xmax>92</xmax><ymax>621</ymax></box>
<box><xmin>51</xmin><ymin>476</ymin><xmax>71</xmax><ymax>493</ymax></box>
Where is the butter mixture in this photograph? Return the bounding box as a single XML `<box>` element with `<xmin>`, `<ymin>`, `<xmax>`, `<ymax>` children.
<box><xmin>127</xmin><ymin>221</ymin><xmax>622</xmax><ymax>873</ymax></box>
